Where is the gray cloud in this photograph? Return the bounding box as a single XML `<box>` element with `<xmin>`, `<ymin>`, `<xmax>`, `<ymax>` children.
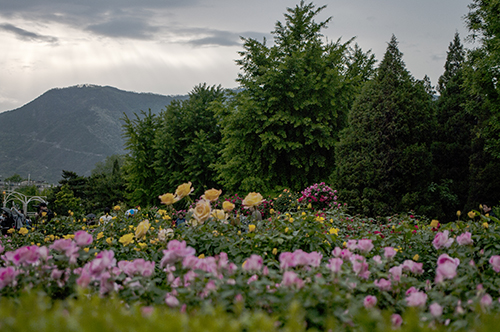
<box><xmin>0</xmin><ymin>23</ymin><xmax>58</xmax><ymax>43</ymax></box>
<box><xmin>86</xmin><ymin>18</ymin><xmax>160</xmax><ymax>40</ymax></box>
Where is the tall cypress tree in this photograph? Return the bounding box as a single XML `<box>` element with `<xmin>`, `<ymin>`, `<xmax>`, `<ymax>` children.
<box><xmin>335</xmin><ymin>35</ymin><xmax>435</xmax><ymax>217</ymax></box>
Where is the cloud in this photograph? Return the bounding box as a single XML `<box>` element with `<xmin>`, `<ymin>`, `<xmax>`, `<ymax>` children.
<box><xmin>86</xmin><ymin>18</ymin><xmax>160</xmax><ymax>40</ymax></box>
<box><xmin>0</xmin><ymin>23</ymin><xmax>58</xmax><ymax>43</ymax></box>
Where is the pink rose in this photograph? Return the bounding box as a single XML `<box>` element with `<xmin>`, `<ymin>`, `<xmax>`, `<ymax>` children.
<box><xmin>429</xmin><ymin>302</ymin><xmax>443</xmax><ymax>317</ymax></box>
<box><xmin>489</xmin><ymin>255</ymin><xmax>500</xmax><ymax>272</ymax></box>
<box><xmin>363</xmin><ymin>295</ymin><xmax>377</xmax><ymax>309</ymax></box>
<box><xmin>432</xmin><ymin>230</ymin><xmax>454</xmax><ymax>250</ymax></box>
<box><xmin>406</xmin><ymin>291</ymin><xmax>427</xmax><ymax>307</ymax></box>
<box><xmin>456</xmin><ymin>232</ymin><xmax>473</xmax><ymax>246</ymax></box>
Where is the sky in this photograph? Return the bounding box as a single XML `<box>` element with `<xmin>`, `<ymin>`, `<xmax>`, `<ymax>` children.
<box><xmin>0</xmin><ymin>0</ymin><xmax>474</xmax><ymax>113</ymax></box>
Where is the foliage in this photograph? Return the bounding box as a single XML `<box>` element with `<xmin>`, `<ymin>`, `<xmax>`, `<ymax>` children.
<box><xmin>52</xmin><ymin>184</ymin><xmax>82</xmax><ymax>216</ymax></box>
<box><xmin>214</xmin><ymin>1</ymin><xmax>375</xmax><ymax>194</ymax></box>
<box><xmin>153</xmin><ymin>84</ymin><xmax>226</xmax><ymax>198</ymax></box>
<box><xmin>463</xmin><ymin>0</ymin><xmax>500</xmax><ymax>210</ymax></box>
<box><xmin>335</xmin><ymin>35</ymin><xmax>436</xmax><ymax>217</ymax></box>
<box><xmin>122</xmin><ymin>110</ymin><xmax>161</xmax><ymax>207</ymax></box>
<box><xmin>431</xmin><ymin>33</ymin><xmax>473</xmax><ymax>220</ymax></box>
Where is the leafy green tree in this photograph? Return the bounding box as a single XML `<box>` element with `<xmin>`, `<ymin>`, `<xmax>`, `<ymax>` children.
<box><xmin>122</xmin><ymin>110</ymin><xmax>160</xmax><ymax>207</ymax></box>
<box><xmin>464</xmin><ymin>0</ymin><xmax>500</xmax><ymax>208</ymax></box>
<box><xmin>215</xmin><ymin>1</ymin><xmax>375</xmax><ymax>193</ymax></box>
<box><xmin>431</xmin><ymin>33</ymin><xmax>473</xmax><ymax>219</ymax></box>
<box><xmin>153</xmin><ymin>84</ymin><xmax>225</xmax><ymax>198</ymax></box>
<box><xmin>4</xmin><ymin>174</ymin><xmax>24</xmax><ymax>183</ymax></box>
<box><xmin>335</xmin><ymin>35</ymin><xmax>436</xmax><ymax>217</ymax></box>
<box><xmin>52</xmin><ymin>184</ymin><xmax>82</xmax><ymax>216</ymax></box>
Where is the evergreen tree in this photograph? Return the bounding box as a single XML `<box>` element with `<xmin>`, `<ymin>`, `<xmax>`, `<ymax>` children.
<box><xmin>432</xmin><ymin>33</ymin><xmax>473</xmax><ymax>219</ymax></box>
<box><xmin>153</xmin><ymin>84</ymin><xmax>225</xmax><ymax>198</ymax></box>
<box><xmin>215</xmin><ymin>1</ymin><xmax>375</xmax><ymax>193</ymax></box>
<box><xmin>335</xmin><ymin>35</ymin><xmax>435</xmax><ymax>217</ymax></box>
<box><xmin>464</xmin><ymin>0</ymin><xmax>500</xmax><ymax>208</ymax></box>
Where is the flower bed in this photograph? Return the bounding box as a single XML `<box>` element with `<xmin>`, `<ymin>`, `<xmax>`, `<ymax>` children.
<box><xmin>1</xmin><ymin>186</ymin><xmax>500</xmax><ymax>330</ymax></box>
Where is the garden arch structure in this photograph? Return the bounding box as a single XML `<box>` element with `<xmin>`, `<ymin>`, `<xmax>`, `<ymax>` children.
<box><xmin>2</xmin><ymin>190</ymin><xmax>47</xmax><ymax>215</ymax></box>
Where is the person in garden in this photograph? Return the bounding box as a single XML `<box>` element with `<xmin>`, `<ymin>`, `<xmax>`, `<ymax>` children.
<box><xmin>99</xmin><ymin>207</ymin><xmax>112</xmax><ymax>226</ymax></box>
<box><xmin>35</xmin><ymin>202</ymin><xmax>54</xmax><ymax>225</ymax></box>
<box><xmin>482</xmin><ymin>204</ymin><xmax>497</xmax><ymax>218</ymax></box>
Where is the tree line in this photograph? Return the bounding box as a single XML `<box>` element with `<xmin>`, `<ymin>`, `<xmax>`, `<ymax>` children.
<box><xmin>47</xmin><ymin>1</ymin><xmax>499</xmax><ymax>221</ymax></box>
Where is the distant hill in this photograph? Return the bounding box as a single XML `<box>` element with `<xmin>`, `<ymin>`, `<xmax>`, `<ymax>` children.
<box><xmin>0</xmin><ymin>84</ymin><xmax>188</xmax><ymax>183</ymax></box>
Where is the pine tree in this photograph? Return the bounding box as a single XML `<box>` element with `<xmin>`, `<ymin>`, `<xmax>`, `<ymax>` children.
<box><xmin>335</xmin><ymin>35</ymin><xmax>435</xmax><ymax>216</ymax></box>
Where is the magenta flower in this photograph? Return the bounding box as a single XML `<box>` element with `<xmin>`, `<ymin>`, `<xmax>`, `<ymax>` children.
<box><xmin>432</xmin><ymin>230</ymin><xmax>454</xmax><ymax>250</ymax></box>
<box><xmin>326</xmin><ymin>257</ymin><xmax>343</xmax><ymax>274</ymax></box>
<box><xmin>282</xmin><ymin>271</ymin><xmax>304</xmax><ymax>288</ymax></box>
<box><xmin>429</xmin><ymin>302</ymin><xmax>443</xmax><ymax>317</ymax></box>
<box><xmin>391</xmin><ymin>314</ymin><xmax>403</xmax><ymax>328</ymax></box>
<box><xmin>165</xmin><ymin>293</ymin><xmax>180</xmax><ymax>307</ymax></box>
<box><xmin>406</xmin><ymin>291</ymin><xmax>427</xmax><ymax>307</ymax></box>
<box><xmin>456</xmin><ymin>232</ymin><xmax>473</xmax><ymax>246</ymax></box>
<box><xmin>346</xmin><ymin>240</ymin><xmax>358</xmax><ymax>251</ymax></box>
<box><xmin>74</xmin><ymin>230</ymin><xmax>93</xmax><ymax>247</ymax></box>
<box><xmin>357</xmin><ymin>239</ymin><xmax>373</xmax><ymax>253</ymax></box>
<box><xmin>481</xmin><ymin>294</ymin><xmax>493</xmax><ymax>308</ymax></box>
<box><xmin>389</xmin><ymin>265</ymin><xmax>402</xmax><ymax>283</ymax></box>
<box><xmin>383</xmin><ymin>247</ymin><xmax>397</xmax><ymax>259</ymax></box>
<box><xmin>401</xmin><ymin>260</ymin><xmax>423</xmax><ymax>275</ymax></box>
<box><xmin>489</xmin><ymin>255</ymin><xmax>500</xmax><ymax>272</ymax></box>
<box><xmin>0</xmin><ymin>266</ymin><xmax>18</xmax><ymax>289</ymax></box>
<box><xmin>363</xmin><ymin>295</ymin><xmax>377</xmax><ymax>309</ymax></box>
<box><xmin>374</xmin><ymin>278</ymin><xmax>392</xmax><ymax>291</ymax></box>
<box><xmin>435</xmin><ymin>254</ymin><xmax>460</xmax><ymax>282</ymax></box>
<box><xmin>160</xmin><ymin>240</ymin><xmax>196</xmax><ymax>267</ymax></box>
<box><xmin>279</xmin><ymin>252</ymin><xmax>295</xmax><ymax>269</ymax></box>
<box><xmin>243</xmin><ymin>254</ymin><xmax>263</xmax><ymax>272</ymax></box>
<box><xmin>332</xmin><ymin>247</ymin><xmax>342</xmax><ymax>257</ymax></box>
<box><xmin>11</xmin><ymin>245</ymin><xmax>41</xmax><ymax>266</ymax></box>
<box><xmin>89</xmin><ymin>250</ymin><xmax>116</xmax><ymax>277</ymax></box>
<box><xmin>350</xmin><ymin>254</ymin><xmax>370</xmax><ymax>279</ymax></box>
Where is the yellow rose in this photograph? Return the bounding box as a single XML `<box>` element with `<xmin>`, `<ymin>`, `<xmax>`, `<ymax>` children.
<box><xmin>18</xmin><ymin>227</ymin><xmax>29</xmax><ymax>235</ymax></box>
<box><xmin>468</xmin><ymin>211</ymin><xmax>476</xmax><ymax>219</ymax></box>
<box><xmin>242</xmin><ymin>192</ymin><xmax>263</xmax><ymax>208</ymax></box>
<box><xmin>222</xmin><ymin>201</ymin><xmax>235</xmax><ymax>212</ymax></box>
<box><xmin>63</xmin><ymin>234</ymin><xmax>75</xmax><ymax>239</ymax></box>
<box><xmin>285</xmin><ymin>227</ymin><xmax>289</xmax><ymax>233</ymax></box>
<box><xmin>483</xmin><ymin>222</ymin><xmax>489</xmax><ymax>229</ymax></box>
<box><xmin>456</xmin><ymin>210</ymin><xmax>461</xmax><ymax>217</ymax></box>
<box><xmin>249</xmin><ymin>224</ymin><xmax>256</xmax><ymax>232</ymax></box>
<box><xmin>158</xmin><ymin>193</ymin><xmax>177</xmax><ymax>205</ymax></box>
<box><xmin>211</xmin><ymin>209</ymin><xmax>227</xmax><ymax>221</ymax></box>
<box><xmin>175</xmin><ymin>182</ymin><xmax>193</xmax><ymax>200</ymax></box>
<box><xmin>138</xmin><ymin>242</ymin><xmax>147</xmax><ymax>249</ymax></box>
<box><xmin>430</xmin><ymin>220</ymin><xmax>439</xmax><ymax>228</ymax></box>
<box><xmin>198</xmin><ymin>254</ymin><xmax>205</xmax><ymax>259</ymax></box>
<box><xmin>97</xmin><ymin>232</ymin><xmax>104</xmax><ymax>240</ymax></box>
<box><xmin>119</xmin><ymin>233</ymin><xmax>135</xmax><ymax>246</ymax></box>
<box><xmin>203</xmin><ymin>189</ymin><xmax>222</xmax><ymax>202</ymax></box>
<box><xmin>413</xmin><ymin>254</ymin><xmax>419</xmax><ymax>261</ymax></box>
<box><xmin>329</xmin><ymin>228</ymin><xmax>339</xmax><ymax>235</ymax></box>
<box><xmin>113</xmin><ymin>205</ymin><xmax>121</xmax><ymax>211</ymax></box>
<box><xmin>83</xmin><ymin>248</ymin><xmax>89</xmax><ymax>253</ymax></box>
<box><xmin>272</xmin><ymin>248</ymin><xmax>278</xmax><ymax>255</ymax></box>
<box><xmin>106</xmin><ymin>237</ymin><xmax>113</xmax><ymax>245</ymax></box>
<box><xmin>135</xmin><ymin>219</ymin><xmax>151</xmax><ymax>240</ymax></box>
<box><xmin>189</xmin><ymin>199</ymin><xmax>211</xmax><ymax>225</ymax></box>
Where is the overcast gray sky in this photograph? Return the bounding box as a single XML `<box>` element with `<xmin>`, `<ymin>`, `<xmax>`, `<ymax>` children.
<box><xmin>0</xmin><ymin>0</ymin><xmax>473</xmax><ymax>112</ymax></box>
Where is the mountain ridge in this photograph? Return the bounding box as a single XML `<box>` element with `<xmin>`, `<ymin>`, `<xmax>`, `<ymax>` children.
<box><xmin>0</xmin><ymin>84</ymin><xmax>189</xmax><ymax>183</ymax></box>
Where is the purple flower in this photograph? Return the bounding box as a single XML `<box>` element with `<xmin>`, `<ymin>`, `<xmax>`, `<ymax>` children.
<box><xmin>456</xmin><ymin>232</ymin><xmax>473</xmax><ymax>246</ymax></box>
<box><xmin>363</xmin><ymin>295</ymin><xmax>377</xmax><ymax>309</ymax></box>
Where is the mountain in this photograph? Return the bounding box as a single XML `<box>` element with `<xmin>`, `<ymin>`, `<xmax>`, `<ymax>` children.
<box><xmin>0</xmin><ymin>84</ymin><xmax>188</xmax><ymax>183</ymax></box>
